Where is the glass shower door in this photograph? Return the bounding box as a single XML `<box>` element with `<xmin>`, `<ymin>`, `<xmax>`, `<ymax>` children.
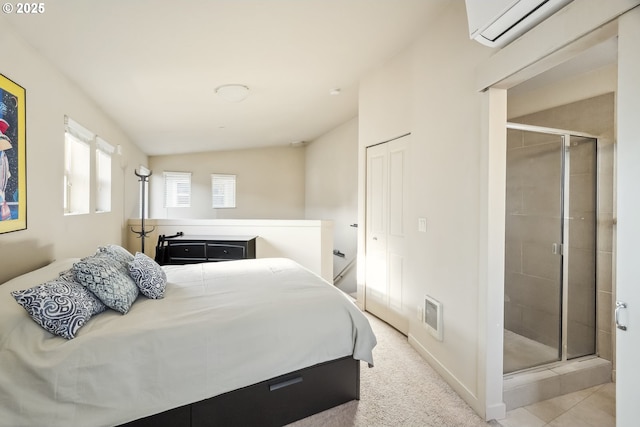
<box><xmin>565</xmin><ymin>136</ymin><xmax>597</xmax><ymax>359</ymax></box>
<box><xmin>504</xmin><ymin>127</ymin><xmax>564</xmax><ymax>374</ymax></box>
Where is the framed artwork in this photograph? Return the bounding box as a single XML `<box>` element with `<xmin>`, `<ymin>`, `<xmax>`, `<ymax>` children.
<box><xmin>0</xmin><ymin>73</ymin><xmax>26</xmax><ymax>234</ymax></box>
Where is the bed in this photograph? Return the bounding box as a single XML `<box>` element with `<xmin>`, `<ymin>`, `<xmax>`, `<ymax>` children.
<box><xmin>0</xmin><ymin>252</ymin><xmax>376</xmax><ymax>427</ymax></box>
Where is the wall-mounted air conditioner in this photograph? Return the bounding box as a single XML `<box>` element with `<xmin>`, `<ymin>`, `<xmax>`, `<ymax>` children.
<box><xmin>465</xmin><ymin>0</ymin><xmax>573</xmax><ymax>48</ymax></box>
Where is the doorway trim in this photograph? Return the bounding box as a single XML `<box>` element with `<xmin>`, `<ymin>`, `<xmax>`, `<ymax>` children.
<box><xmin>477</xmin><ymin>0</ymin><xmax>638</xmax><ymax>420</ymax></box>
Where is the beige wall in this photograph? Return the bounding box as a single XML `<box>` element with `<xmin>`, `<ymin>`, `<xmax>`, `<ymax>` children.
<box><xmin>0</xmin><ymin>21</ymin><xmax>147</xmax><ymax>284</ymax></box>
<box><xmin>305</xmin><ymin>117</ymin><xmax>358</xmax><ymax>293</ymax></box>
<box><xmin>357</xmin><ymin>0</ymin><xmax>631</xmax><ymax>420</ymax></box>
<box><xmin>148</xmin><ymin>145</ymin><xmax>306</xmax><ymax>220</ymax></box>
<box><xmin>358</xmin><ymin>0</ymin><xmax>493</xmax><ymax>415</ymax></box>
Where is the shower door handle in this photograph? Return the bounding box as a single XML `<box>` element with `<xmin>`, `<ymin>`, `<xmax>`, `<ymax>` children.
<box><xmin>615</xmin><ymin>301</ymin><xmax>628</xmax><ymax>331</ymax></box>
<box><xmin>551</xmin><ymin>243</ymin><xmax>563</xmax><ymax>255</ymax></box>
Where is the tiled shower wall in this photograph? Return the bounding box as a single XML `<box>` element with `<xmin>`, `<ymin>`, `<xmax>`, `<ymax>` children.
<box><xmin>506</xmin><ymin>93</ymin><xmax>615</xmax><ymax>363</ymax></box>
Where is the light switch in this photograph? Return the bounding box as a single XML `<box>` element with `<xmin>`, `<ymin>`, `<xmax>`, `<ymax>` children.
<box><xmin>418</xmin><ymin>217</ymin><xmax>427</xmax><ymax>232</ymax></box>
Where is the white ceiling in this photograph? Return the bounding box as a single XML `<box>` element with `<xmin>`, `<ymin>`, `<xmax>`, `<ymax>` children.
<box><xmin>1</xmin><ymin>0</ymin><xmax>450</xmax><ymax>156</ymax></box>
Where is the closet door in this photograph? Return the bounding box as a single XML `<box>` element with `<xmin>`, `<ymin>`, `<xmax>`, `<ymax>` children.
<box><xmin>365</xmin><ymin>135</ymin><xmax>409</xmax><ymax>334</ymax></box>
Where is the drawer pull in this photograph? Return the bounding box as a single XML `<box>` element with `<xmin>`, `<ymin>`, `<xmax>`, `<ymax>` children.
<box><xmin>269</xmin><ymin>376</ymin><xmax>303</xmax><ymax>391</ymax></box>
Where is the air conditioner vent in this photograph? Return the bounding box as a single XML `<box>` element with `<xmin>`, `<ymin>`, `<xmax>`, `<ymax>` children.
<box><xmin>465</xmin><ymin>0</ymin><xmax>573</xmax><ymax>48</ymax></box>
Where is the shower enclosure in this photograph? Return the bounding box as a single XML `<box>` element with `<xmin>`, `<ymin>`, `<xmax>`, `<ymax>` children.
<box><xmin>503</xmin><ymin>123</ymin><xmax>598</xmax><ymax>374</ymax></box>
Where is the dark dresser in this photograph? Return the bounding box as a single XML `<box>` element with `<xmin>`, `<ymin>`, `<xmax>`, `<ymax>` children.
<box><xmin>163</xmin><ymin>235</ymin><xmax>257</xmax><ymax>265</ymax></box>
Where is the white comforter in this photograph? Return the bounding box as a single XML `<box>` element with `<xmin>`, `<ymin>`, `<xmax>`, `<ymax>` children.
<box><xmin>0</xmin><ymin>257</ymin><xmax>376</xmax><ymax>427</ymax></box>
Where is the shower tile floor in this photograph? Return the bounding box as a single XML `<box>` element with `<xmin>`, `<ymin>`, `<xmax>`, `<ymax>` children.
<box><xmin>499</xmin><ymin>382</ymin><xmax>615</xmax><ymax>427</ymax></box>
<box><xmin>504</xmin><ymin>329</ymin><xmax>558</xmax><ymax>374</ymax></box>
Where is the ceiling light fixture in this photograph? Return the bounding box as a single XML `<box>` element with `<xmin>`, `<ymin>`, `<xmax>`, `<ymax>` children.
<box><xmin>215</xmin><ymin>84</ymin><xmax>250</xmax><ymax>102</ymax></box>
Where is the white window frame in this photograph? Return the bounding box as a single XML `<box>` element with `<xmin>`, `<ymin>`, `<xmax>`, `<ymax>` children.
<box><xmin>211</xmin><ymin>174</ymin><xmax>236</xmax><ymax>209</ymax></box>
<box><xmin>164</xmin><ymin>171</ymin><xmax>191</xmax><ymax>208</ymax></box>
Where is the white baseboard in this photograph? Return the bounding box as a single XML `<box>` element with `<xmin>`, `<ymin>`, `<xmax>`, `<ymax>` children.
<box><xmin>408</xmin><ymin>334</ymin><xmax>493</xmax><ymax>419</ymax></box>
<box><xmin>486</xmin><ymin>402</ymin><xmax>507</xmax><ymax>421</ymax></box>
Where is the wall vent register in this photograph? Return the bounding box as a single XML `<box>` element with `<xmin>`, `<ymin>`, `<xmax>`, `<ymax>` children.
<box><xmin>425</xmin><ymin>295</ymin><xmax>443</xmax><ymax>341</ymax></box>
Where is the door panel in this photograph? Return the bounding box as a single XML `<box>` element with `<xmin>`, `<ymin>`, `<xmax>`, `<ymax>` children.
<box><xmin>365</xmin><ymin>145</ymin><xmax>387</xmax><ymax>299</ymax></box>
<box><xmin>388</xmin><ymin>149</ymin><xmax>405</xmax><ymax>237</ymax></box>
<box><xmin>389</xmin><ymin>252</ymin><xmax>403</xmax><ymax>312</ymax></box>
<box><xmin>365</xmin><ymin>136</ymin><xmax>409</xmax><ymax>334</ymax></box>
<box><xmin>369</xmin><ymin>154</ymin><xmax>386</xmax><ymax>236</ymax></box>
<box><xmin>565</xmin><ymin>136</ymin><xmax>597</xmax><ymax>359</ymax></box>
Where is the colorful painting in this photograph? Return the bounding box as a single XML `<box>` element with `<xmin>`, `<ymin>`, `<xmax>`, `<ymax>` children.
<box><xmin>0</xmin><ymin>74</ymin><xmax>26</xmax><ymax>234</ymax></box>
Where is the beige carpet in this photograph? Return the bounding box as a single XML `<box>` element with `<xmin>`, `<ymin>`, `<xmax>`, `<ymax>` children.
<box><xmin>288</xmin><ymin>312</ymin><xmax>499</xmax><ymax>427</ymax></box>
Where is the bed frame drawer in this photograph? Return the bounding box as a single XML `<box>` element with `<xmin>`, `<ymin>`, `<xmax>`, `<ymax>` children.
<box><xmin>120</xmin><ymin>405</ymin><xmax>190</xmax><ymax>427</ymax></box>
<box><xmin>191</xmin><ymin>356</ymin><xmax>359</xmax><ymax>427</ymax></box>
<box><xmin>118</xmin><ymin>356</ymin><xmax>359</xmax><ymax>427</ymax></box>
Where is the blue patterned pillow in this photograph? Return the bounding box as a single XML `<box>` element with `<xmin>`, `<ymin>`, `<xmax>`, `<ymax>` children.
<box><xmin>97</xmin><ymin>244</ymin><xmax>135</xmax><ymax>268</ymax></box>
<box><xmin>11</xmin><ymin>278</ymin><xmax>107</xmax><ymax>339</ymax></box>
<box><xmin>58</xmin><ymin>268</ymin><xmax>76</xmax><ymax>282</ymax></box>
<box><xmin>129</xmin><ymin>252</ymin><xmax>167</xmax><ymax>299</ymax></box>
<box><xmin>73</xmin><ymin>253</ymin><xmax>139</xmax><ymax>314</ymax></box>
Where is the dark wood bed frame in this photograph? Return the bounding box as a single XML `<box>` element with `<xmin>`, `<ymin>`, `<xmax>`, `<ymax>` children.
<box><xmin>120</xmin><ymin>356</ymin><xmax>359</xmax><ymax>427</ymax></box>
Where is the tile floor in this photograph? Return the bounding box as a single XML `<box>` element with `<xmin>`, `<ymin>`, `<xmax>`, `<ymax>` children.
<box><xmin>504</xmin><ymin>329</ymin><xmax>558</xmax><ymax>374</ymax></box>
<box><xmin>498</xmin><ymin>382</ymin><xmax>615</xmax><ymax>427</ymax></box>
<box><xmin>502</xmin><ymin>357</ymin><xmax>612</xmax><ymax>411</ymax></box>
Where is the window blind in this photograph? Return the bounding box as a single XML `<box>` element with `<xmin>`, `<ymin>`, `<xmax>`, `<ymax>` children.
<box><xmin>64</xmin><ymin>131</ymin><xmax>90</xmax><ymax>214</ymax></box>
<box><xmin>65</xmin><ymin>116</ymin><xmax>94</xmax><ymax>144</ymax></box>
<box><xmin>211</xmin><ymin>174</ymin><xmax>236</xmax><ymax>208</ymax></box>
<box><xmin>164</xmin><ymin>171</ymin><xmax>191</xmax><ymax>208</ymax></box>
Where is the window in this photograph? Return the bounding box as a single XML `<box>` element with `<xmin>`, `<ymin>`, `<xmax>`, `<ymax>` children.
<box><xmin>64</xmin><ymin>117</ymin><xmax>92</xmax><ymax>215</ymax></box>
<box><xmin>164</xmin><ymin>171</ymin><xmax>191</xmax><ymax>208</ymax></box>
<box><xmin>95</xmin><ymin>137</ymin><xmax>114</xmax><ymax>213</ymax></box>
<box><xmin>64</xmin><ymin>117</ymin><xmax>115</xmax><ymax>215</ymax></box>
<box><xmin>211</xmin><ymin>174</ymin><xmax>236</xmax><ymax>208</ymax></box>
